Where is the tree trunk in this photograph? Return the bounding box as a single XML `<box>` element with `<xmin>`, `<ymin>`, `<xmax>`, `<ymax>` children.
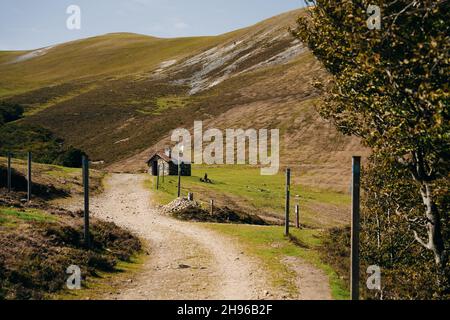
<box><xmin>415</xmin><ymin>181</ymin><xmax>447</xmax><ymax>274</ymax></box>
<box><xmin>410</xmin><ymin>150</ymin><xmax>447</xmax><ymax>273</ymax></box>
<box><xmin>407</xmin><ymin>150</ymin><xmax>448</xmax><ymax>294</ymax></box>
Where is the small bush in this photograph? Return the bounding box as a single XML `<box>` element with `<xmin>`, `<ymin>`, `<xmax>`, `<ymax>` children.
<box><xmin>0</xmin><ymin>123</ymin><xmax>85</xmax><ymax>168</ymax></box>
<box><xmin>0</xmin><ymin>102</ymin><xmax>24</xmax><ymax>125</ymax></box>
<box><xmin>173</xmin><ymin>205</ymin><xmax>267</xmax><ymax>225</ymax></box>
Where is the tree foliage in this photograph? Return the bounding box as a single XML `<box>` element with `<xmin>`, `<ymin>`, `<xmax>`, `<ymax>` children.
<box><xmin>292</xmin><ymin>0</ymin><xmax>449</xmax><ymax>297</ymax></box>
<box><xmin>361</xmin><ymin>157</ymin><xmax>449</xmax><ymax>299</ymax></box>
<box><xmin>0</xmin><ymin>122</ymin><xmax>85</xmax><ymax>168</ymax></box>
<box><xmin>0</xmin><ymin>102</ymin><xmax>24</xmax><ymax>125</ymax></box>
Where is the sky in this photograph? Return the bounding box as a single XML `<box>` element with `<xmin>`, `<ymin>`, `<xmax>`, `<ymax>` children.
<box><xmin>0</xmin><ymin>0</ymin><xmax>305</xmax><ymax>51</ymax></box>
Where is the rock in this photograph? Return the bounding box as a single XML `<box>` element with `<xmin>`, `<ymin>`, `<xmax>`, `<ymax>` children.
<box><xmin>160</xmin><ymin>197</ymin><xmax>201</xmax><ymax>215</ymax></box>
<box><xmin>178</xmin><ymin>264</ymin><xmax>191</xmax><ymax>269</ymax></box>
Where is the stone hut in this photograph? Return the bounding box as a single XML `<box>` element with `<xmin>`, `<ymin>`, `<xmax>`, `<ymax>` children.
<box><xmin>146</xmin><ymin>149</ymin><xmax>191</xmax><ymax>176</ymax></box>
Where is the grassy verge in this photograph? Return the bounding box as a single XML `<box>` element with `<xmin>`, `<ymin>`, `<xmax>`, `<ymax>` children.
<box><xmin>0</xmin><ymin>156</ymin><xmax>105</xmax><ymax>196</ymax></box>
<box><xmin>205</xmin><ymin>223</ymin><xmax>349</xmax><ymax>300</ymax></box>
<box><xmin>0</xmin><ymin>204</ymin><xmax>142</xmax><ymax>300</ymax></box>
<box><xmin>0</xmin><ymin>158</ymin><xmax>143</xmax><ymax>300</ymax></box>
<box><xmin>148</xmin><ymin>164</ymin><xmax>350</xmax><ymax>228</ymax></box>
<box><xmin>1</xmin><ymin>207</ymin><xmax>55</xmax><ymax>221</ymax></box>
<box><xmin>145</xmin><ymin>168</ymin><xmax>349</xmax><ymax>300</ymax></box>
<box><xmin>54</xmin><ymin>253</ymin><xmax>147</xmax><ymax>300</ymax></box>
<box><xmin>0</xmin><ymin>207</ymin><xmax>56</xmax><ymax>227</ymax></box>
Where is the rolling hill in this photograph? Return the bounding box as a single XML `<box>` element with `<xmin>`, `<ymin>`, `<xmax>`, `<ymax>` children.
<box><xmin>0</xmin><ymin>8</ymin><xmax>368</xmax><ymax>193</ymax></box>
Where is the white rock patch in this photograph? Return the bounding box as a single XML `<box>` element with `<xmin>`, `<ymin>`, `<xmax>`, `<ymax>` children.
<box><xmin>10</xmin><ymin>45</ymin><xmax>56</xmax><ymax>64</ymax></box>
<box><xmin>154</xmin><ymin>59</ymin><xmax>177</xmax><ymax>73</ymax></box>
<box><xmin>171</xmin><ymin>27</ymin><xmax>305</xmax><ymax>95</ymax></box>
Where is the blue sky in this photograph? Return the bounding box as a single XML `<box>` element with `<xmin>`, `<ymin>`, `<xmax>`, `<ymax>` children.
<box><xmin>0</xmin><ymin>0</ymin><xmax>305</xmax><ymax>51</ymax></box>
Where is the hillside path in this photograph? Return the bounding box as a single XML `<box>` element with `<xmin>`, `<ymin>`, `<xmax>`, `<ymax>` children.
<box><xmin>68</xmin><ymin>173</ymin><xmax>332</xmax><ymax>300</ymax></box>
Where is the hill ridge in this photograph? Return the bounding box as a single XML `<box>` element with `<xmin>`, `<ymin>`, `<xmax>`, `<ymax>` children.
<box><xmin>0</xmin><ymin>7</ymin><xmax>368</xmax><ymax>192</ymax></box>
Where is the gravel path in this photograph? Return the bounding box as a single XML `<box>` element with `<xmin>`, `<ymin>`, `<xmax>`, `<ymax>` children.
<box><xmin>89</xmin><ymin>173</ymin><xmax>271</xmax><ymax>300</ymax></box>
<box><xmin>64</xmin><ymin>173</ymin><xmax>332</xmax><ymax>300</ymax></box>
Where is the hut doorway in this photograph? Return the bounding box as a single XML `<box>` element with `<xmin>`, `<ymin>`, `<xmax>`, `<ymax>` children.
<box><xmin>151</xmin><ymin>161</ymin><xmax>158</xmax><ymax>176</ymax></box>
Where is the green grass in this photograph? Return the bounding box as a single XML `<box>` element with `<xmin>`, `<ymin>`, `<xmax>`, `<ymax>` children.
<box><xmin>0</xmin><ymin>8</ymin><xmax>346</xmax><ymax>175</ymax></box>
<box><xmin>0</xmin><ymin>215</ymin><xmax>10</xmax><ymax>225</ymax></box>
<box><xmin>0</xmin><ymin>156</ymin><xmax>80</xmax><ymax>179</ymax></box>
<box><xmin>153</xmin><ymin>96</ymin><xmax>191</xmax><ymax>115</ymax></box>
<box><xmin>54</xmin><ymin>253</ymin><xmax>146</xmax><ymax>300</ymax></box>
<box><xmin>148</xmin><ymin>165</ymin><xmax>350</xmax><ymax>228</ymax></box>
<box><xmin>146</xmin><ymin>165</ymin><xmax>350</xmax><ymax>299</ymax></box>
<box><xmin>24</xmin><ymin>84</ymin><xmax>98</xmax><ymax>116</ymax></box>
<box><xmin>0</xmin><ymin>32</ymin><xmax>246</xmax><ymax>98</ymax></box>
<box><xmin>206</xmin><ymin>223</ymin><xmax>349</xmax><ymax>300</ymax></box>
<box><xmin>0</xmin><ymin>207</ymin><xmax>57</xmax><ymax>226</ymax></box>
<box><xmin>0</xmin><ymin>156</ymin><xmax>105</xmax><ymax>196</ymax></box>
<box><xmin>45</xmin><ymin>165</ymin><xmax>80</xmax><ymax>177</ymax></box>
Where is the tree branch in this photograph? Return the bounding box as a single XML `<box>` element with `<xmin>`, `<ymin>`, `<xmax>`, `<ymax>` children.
<box><xmin>413</xmin><ymin>230</ymin><xmax>431</xmax><ymax>250</ymax></box>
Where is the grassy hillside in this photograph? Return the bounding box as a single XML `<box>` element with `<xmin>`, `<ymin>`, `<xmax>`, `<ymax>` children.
<box><xmin>0</xmin><ymin>33</ymin><xmax>241</xmax><ymax>98</ymax></box>
<box><xmin>0</xmin><ymin>8</ymin><xmax>368</xmax><ymax>193</ymax></box>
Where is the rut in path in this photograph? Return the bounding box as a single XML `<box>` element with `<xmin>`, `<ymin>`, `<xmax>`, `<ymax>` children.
<box><xmin>77</xmin><ymin>173</ymin><xmax>332</xmax><ymax>300</ymax></box>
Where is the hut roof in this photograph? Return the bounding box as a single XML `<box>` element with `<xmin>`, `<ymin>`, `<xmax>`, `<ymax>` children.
<box><xmin>147</xmin><ymin>151</ymin><xmax>172</xmax><ymax>164</ymax></box>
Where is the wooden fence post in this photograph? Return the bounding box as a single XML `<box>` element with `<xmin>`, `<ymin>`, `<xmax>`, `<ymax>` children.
<box><xmin>210</xmin><ymin>199</ymin><xmax>214</xmax><ymax>216</ymax></box>
<box><xmin>27</xmin><ymin>152</ymin><xmax>32</xmax><ymax>202</ymax></box>
<box><xmin>295</xmin><ymin>205</ymin><xmax>300</xmax><ymax>229</ymax></box>
<box><xmin>7</xmin><ymin>152</ymin><xmax>12</xmax><ymax>193</ymax></box>
<box><xmin>156</xmin><ymin>164</ymin><xmax>160</xmax><ymax>190</ymax></box>
<box><xmin>351</xmin><ymin>156</ymin><xmax>361</xmax><ymax>300</ymax></box>
<box><xmin>177</xmin><ymin>162</ymin><xmax>182</xmax><ymax>198</ymax></box>
<box><xmin>285</xmin><ymin>168</ymin><xmax>291</xmax><ymax>236</ymax></box>
<box><xmin>83</xmin><ymin>156</ymin><xmax>90</xmax><ymax>249</ymax></box>
<box><xmin>188</xmin><ymin>193</ymin><xmax>194</xmax><ymax>201</ymax></box>
<box><xmin>162</xmin><ymin>163</ymin><xmax>165</xmax><ymax>183</ymax></box>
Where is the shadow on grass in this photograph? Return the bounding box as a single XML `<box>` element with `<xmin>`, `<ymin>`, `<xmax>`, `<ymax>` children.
<box><xmin>0</xmin><ymin>166</ymin><xmax>69</xmax><ymax>200</ymax></box>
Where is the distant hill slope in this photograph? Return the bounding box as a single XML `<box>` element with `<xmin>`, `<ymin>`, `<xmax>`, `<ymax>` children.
<box><xmin>0</xmin><ymin>8</ymin><xmax>368</xmax><ymax>192</ymax></box>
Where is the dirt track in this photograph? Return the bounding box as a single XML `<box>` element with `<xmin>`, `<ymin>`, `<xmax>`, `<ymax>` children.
<box><xmin>71</xmin><ymin>173</ymin><xmax>332</xmax><ymax>300</ymax></box>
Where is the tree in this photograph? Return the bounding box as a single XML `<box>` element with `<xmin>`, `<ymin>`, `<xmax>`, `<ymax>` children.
<box><xmin>0</xmin><ymin>122</ymin><xmax>85</xmax><ymax>168</ymax></box>
<box><xmin>56</xmin><ymin>147</ymin><xmax>85</xmax><ymax>168</ymax></box>
<box><xmin>0</xmin><ymin>102</ymin><xmax>24</xmax><ymax>125</ymax></box>
<box><xmin>361</xmin><ymin>156</ymin><xmax>449</xmax><ymax>298</ymax></box>
<box><xmin>292</xmin><ymin>0</ymin><xmax>449</xmax><ymax>283</ymax></box>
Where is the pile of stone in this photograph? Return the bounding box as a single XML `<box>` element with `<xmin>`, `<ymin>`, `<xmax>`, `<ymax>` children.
<box><xmin>160</xmin><ymin>197</ymin><xmax>201</xmax><ymax>215</ymax></box>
